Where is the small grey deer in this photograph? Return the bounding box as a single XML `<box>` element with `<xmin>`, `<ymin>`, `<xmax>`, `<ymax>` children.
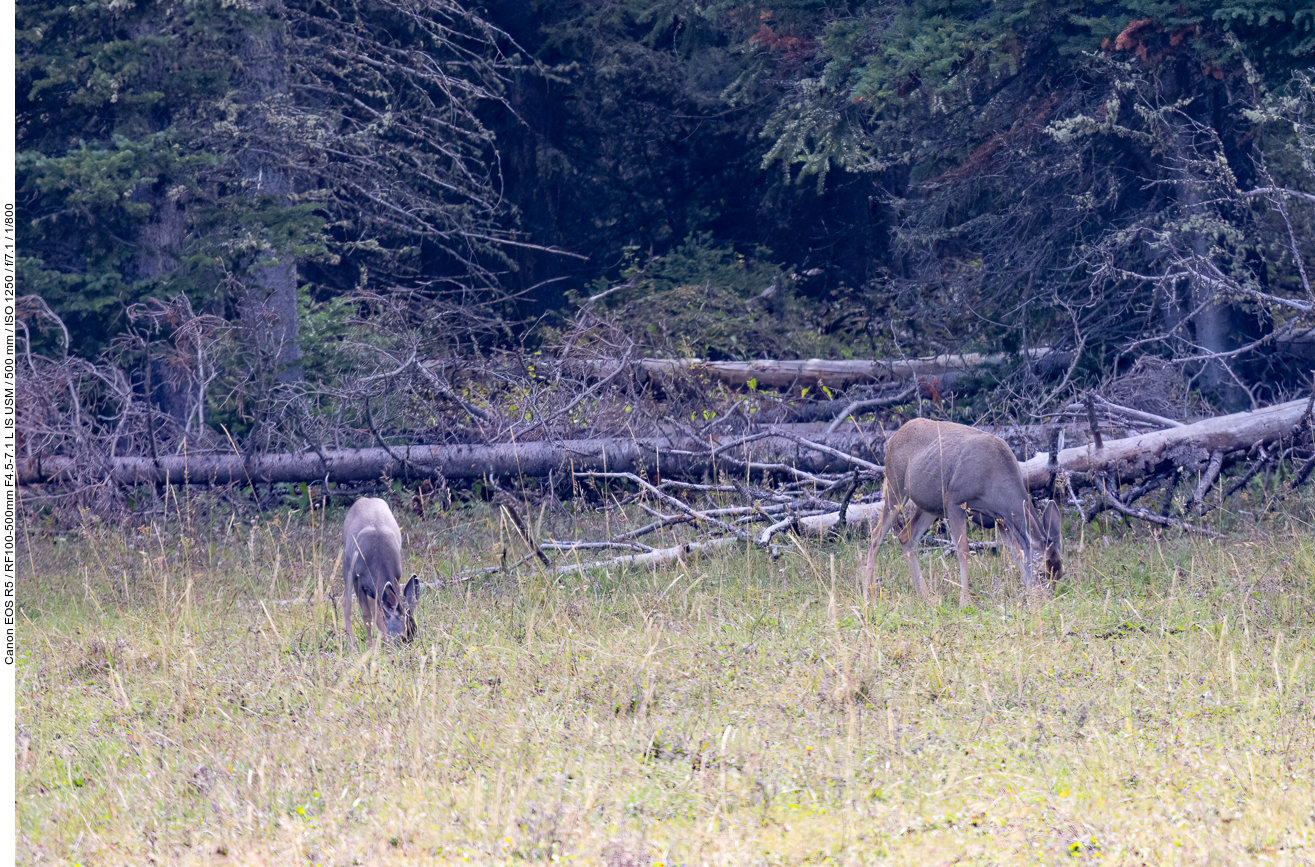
<box><xmin>863</xmin><ymin>418</ymin><xmax>1062</xmax><ymax>605</ymax></box>
<box><xmin>342</xmin><ymin>497</ymin><xmax>420</xmax><ymax>644</ymax></box>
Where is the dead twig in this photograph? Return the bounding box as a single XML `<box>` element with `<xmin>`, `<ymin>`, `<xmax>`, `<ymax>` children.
<box><xmin>1094</xmin><ymin>476</ymin><xmax>1222</xmax><ymax>537</ymax></box>
<box><xmin>542</xmin><ymin>540</ymin><xmax>654</xmax><ymax>553</ymax></box>
<box><xmin>1195</xmin><ymin>443</ymin><xmax>1271</xmax><ymax>517</ymax></box>
<box><xmin>1185</xmin><ymin>450</ymin><xmax>1225</xmax><ymax>516</ymax></box>
<box><xmin>830</xmin><ymin>470</ymin><xmax>861</xmax><ymax>539</ymax></box>
<box><xmin>823</xmin><ymin>387</ymin><xmax>917</xmax><ymax>433</ymax></box>
<box><xmin>551</xmin><ymin>535</ymin><xmax>741</xmax><ymax>576</ymax></box>
<box><xmin>1060</xmin><ymin>397</ymin><xmax>1184</xmax><ymax>429</ymax></box>
<box><xmin>771</xmin><ymin>431</ymin><xmax>883</xmax><ymax>474</ymax></box>
<box><xmin>575</xmin><ymin>471</ymin><xmax>751</xmax><ymax>542</ymax></box>
<box><xmin>1084</xmin><ymin>392</ymin><xmax>1104</xmax><ymax>450</ymax></box>
<box><xmin>495</xmin><ymin>497</ymin><xmax>551</xmax><ymax>568</ymax></box>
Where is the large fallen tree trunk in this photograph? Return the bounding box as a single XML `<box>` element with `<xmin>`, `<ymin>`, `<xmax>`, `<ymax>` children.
<box><xmin>777</xmin><ymin>397</ymin><xmax>1312</xmax><ymax>544</ymax></box>
<box><xmin>557</xmin><ymin>399</ymin><xmax>1314</xmax><ymax>573</ymax></box>
<box><xmin>622</xmin><ymin>349</ymin><xmax>1065</xmax><ymax>390</ymax></box>
<box><xmin>1019</xmin><ymin>397</ymin><xmax>1311</xmax><ymax>486</ymax></box>
<box><xmin>19</xmin><ymin>429</ymin><xmax>883</xmax><ymax>487</ymax></box>
<box><xmin>22</xmin><ymin>397</ymin><xmax>1309</xmax><ymax>493</ymax></box>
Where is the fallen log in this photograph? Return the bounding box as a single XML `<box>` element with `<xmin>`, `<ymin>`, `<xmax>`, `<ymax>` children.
<box><xmin>754</xmin><ymin>397</ymin><xmax>1312</xmax><ymax>544</ymax></box>
<box><xmin>382</xmin><ymin>398</ymin><xmax>1315</xmax><ymax>580</ymax></box>
<box><xmin>19</xmin><ymin>429</ymin><xmax>884</xmax><ymax>487</ymax></box>
<box><xmin>755</xmin><ymin>502</ymin><xmax>883</xmax><ymax>545</ymax></box>
<box><xmin>1020</xmin><ymin>397</ymin><xmax>1311</xmax><ymax>487</ymax></box>
<box><xmin>632</xmin><ymin>349</ymin><xmax>1063</xmax><ymax>390</ymax></box>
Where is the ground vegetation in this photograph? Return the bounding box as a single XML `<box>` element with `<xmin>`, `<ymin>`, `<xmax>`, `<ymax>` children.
<box><xmin>14</xmin><ymin>493</ymin><xmax>1315</xmax><ymax>865</ymax></box>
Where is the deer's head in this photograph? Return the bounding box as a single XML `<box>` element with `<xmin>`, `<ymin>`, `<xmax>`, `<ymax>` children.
<box><xmin>364</xmin><ymin>574</ymin><xmax>420</xmax><ymax>643</ymax></box>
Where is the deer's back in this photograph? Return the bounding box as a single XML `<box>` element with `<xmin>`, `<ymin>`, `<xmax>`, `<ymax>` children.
<box><xmin>886</xmin><ymin>418</ymin><xmax>1027</xmax><ymax>513</ymax></box>
<box><xmin>343</xmin><ymin>498</ymin><xmax>402</xmax><ymax>580</ymax></box>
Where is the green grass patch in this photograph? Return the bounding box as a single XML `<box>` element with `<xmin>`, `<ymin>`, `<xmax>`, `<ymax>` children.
<box><xmin>15</xmin><ymin>500</ymin><xmax>1315</xmax><ymax>865</ymax></box>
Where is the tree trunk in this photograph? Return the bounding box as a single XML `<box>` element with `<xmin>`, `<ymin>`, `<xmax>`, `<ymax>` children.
<box><xmin>1178</xmin><ymin>163</ymin><xmax>1241</xmax><ymax>406</ymax></box>
<box><xmin>235</xmin><ymin>6</ymin><xmax>302</xmax><ymax>384</ymax></box>
<box><xmin>584</xmin><ymin>349</ymin><xmax>1065</xmax><ymax>391</ymax></box>
<box><xmin>1018</xmin><ymin>397</ymin><xmax>1309</xmax><ymax>487</ymax></box>
<box><xmin>130</xmin><ymin>184</ymin><xmax>197</xmax><ymax>423</ymax></box>
<box><xmin>21</xmin><ymin>397</ymin><xmax>1309</xmax><ymax>488</ymax></box>
<box><xmin>19</xmin><ymin>429</ymin><xmax>882</xmax><ymax>486</ymax></box>
<box><xmin>237</xmin><ymin>216</ymin><xmax>303</xmax><ymax>386</ymax></box>
<box><xmin>1162</xmin><ymin>60</ymin><xmax>1245</xmax><ymax>409</ymax></box>
<box><xmin>768</xmin><ymin>398</ymin><xmax>1311</xmax><ymax>540</ymax></box>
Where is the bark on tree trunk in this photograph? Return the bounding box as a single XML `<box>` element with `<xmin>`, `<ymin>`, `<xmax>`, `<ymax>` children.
<box><xmin>236</xmin><ymin>7</ymin><xmax>302</xmax><ymax>385</ymax></box>
<box><xmin>1164</xmin><ymin>71</ymin><xmax>1245</xmax><ymax>409</ymax></box>
<box><xmin>129</xmin><ymin>184</ymin><xmax>185</xmax><ymax>284</ymax></box>
<box><xmin>130</xmin><ymin>180</ymin><xmax>195</xmax><ymax>422</ymax></box>
<box><xmin>19</xmin><ymin>430</ymin><xmax>882</xmax><ymax>486</ymax></box>
<box><xmin>238</xmin><ymin>217</ymin><xmax>303</xmax><ymax>385</ymax></box>
<box><xmin>1018</xmin><ymin>397</ymin><xmax>1309</xmax><ymax>487</ymax></box>
<box><xmin>21</xmin><ymin>397</ymin><xmax>1308</xmax><ymax>488</ymax></box>
<box><xmin>1179</xmin><ymin>169</ymin><xmax>1240</xmax><ymax>406</ymax></box>
<box><xmin>586</xmin><ymin>349</ymin><xmax>1065</xmax><ymax>391</ymax></box>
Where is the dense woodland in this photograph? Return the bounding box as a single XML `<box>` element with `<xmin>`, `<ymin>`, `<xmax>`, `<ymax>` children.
<box><xmin>15</xmin><ymin>0</ymin><xmax>1315</xmax><ymax>519</ymax></box>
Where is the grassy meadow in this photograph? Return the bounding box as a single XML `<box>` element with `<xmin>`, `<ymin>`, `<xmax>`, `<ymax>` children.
<box><xmin>14</xmin><ymin>492</ymin><xmax>1315</xmax><ymax>866</ymax></box>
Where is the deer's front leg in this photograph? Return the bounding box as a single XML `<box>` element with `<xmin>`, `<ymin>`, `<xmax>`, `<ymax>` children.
<box><xmin>1004</xmin><ymin>524</ymin><xmax>1037</xmax><ymax>595</ymax></box>
<box><xmin>360</xmin><ymin>590</ymin><xmax>377</xmax><ymax>645</ymax></box>
<box><xmin>342</xmin><ymin>572</ymin><xmax>355</xmax><ymax>647</ymax></box>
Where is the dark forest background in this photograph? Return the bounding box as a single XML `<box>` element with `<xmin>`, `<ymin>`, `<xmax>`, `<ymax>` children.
<box><xmin>15</xmin><ymin>0</ymin><xmax>1315</xmax><ymax>514</ymax></box>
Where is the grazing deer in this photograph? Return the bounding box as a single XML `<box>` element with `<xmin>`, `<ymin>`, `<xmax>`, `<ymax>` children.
<box><xmin>342</xmin><ymin>497</ymin><xmax>420</xmax><ymax>645</ymax></box>
<box><xmin>863</xmin><ymin>418</ymin><xmax>1062</xmax><ymax>606</ymax></box>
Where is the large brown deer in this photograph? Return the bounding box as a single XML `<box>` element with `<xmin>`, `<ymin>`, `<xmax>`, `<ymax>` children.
<box><xmin>342</xmin><ymin>497</ymin><xmax>420</xmax><ymax>645</ymax></box>
<box><xmin>863</xmin><ymin>418</ymin><xmax>1062</xmax><ymax>606</ymax></box>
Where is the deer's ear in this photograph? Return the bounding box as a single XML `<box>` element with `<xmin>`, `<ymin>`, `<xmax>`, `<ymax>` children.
<box><xmin>381</xmin><ymin>581</ymin><xmax>399</xmax><ymax>608</ymax></box>
<box><xmin>403</xmin><ymin>576</ymin><xmax>420</xmax><ymax>606</ymax></box>
<box><xmin>1041</xmin><ymin>500</ymin><xmax>1062</xmax><ymax>545</ymax></box>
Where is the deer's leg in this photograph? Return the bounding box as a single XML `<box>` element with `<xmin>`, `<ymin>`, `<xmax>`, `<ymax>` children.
<box><xmin>342</xmin><ymin>570</ymin><xmax>355</xmax><ymax>647</ymax></box>
<box><xmin>863</xmin><ymin>493</ymin><xmax>905</xmax><ymax>601</ymax></box>
<box><xmin>360</xmin><ymin>590</ymin><xmax>377</xmax><ymax>645</ymax></box>
<box><xmin>898</xmin><ymin>507</ymin><xmax>938</xmax><ymax>599</ymax></box>
<box><xmin>1006</xmin><ymin>524</ymin><xmax>1036</xmax><ymax>594</ymax></box>
<box><xmin>944</xmin><ymin>503</ymin><xmax>973</xmax><ymax>607</ymax></box>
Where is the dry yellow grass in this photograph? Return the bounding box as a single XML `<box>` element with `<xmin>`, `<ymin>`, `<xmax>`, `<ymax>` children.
<box><xmin>15</xmin><ymin>496</ymin><xmax>1315</xmax><ymax>865</ymax></box>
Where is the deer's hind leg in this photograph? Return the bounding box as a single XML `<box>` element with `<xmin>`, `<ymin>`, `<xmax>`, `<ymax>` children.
<box><xmin>897</xmin><ymin>506</ymin><xmax>938</xmax><ymax>599</ymax></box>
<box><xmin>863</xmin><ymin>491</ymin><xmax>905</xmax><ymax>602</ymax></box>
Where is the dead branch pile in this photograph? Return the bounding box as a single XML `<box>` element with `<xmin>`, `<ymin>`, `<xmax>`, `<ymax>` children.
<box><xmin>17</xmin><ymin>295</ymin><xmax>1314</xmax><ymax>550</ymax></box>
<box><xmin>445</xmin><ymin>394</ymin><xmax>1314</xmax><ymax>581</ymax></box>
